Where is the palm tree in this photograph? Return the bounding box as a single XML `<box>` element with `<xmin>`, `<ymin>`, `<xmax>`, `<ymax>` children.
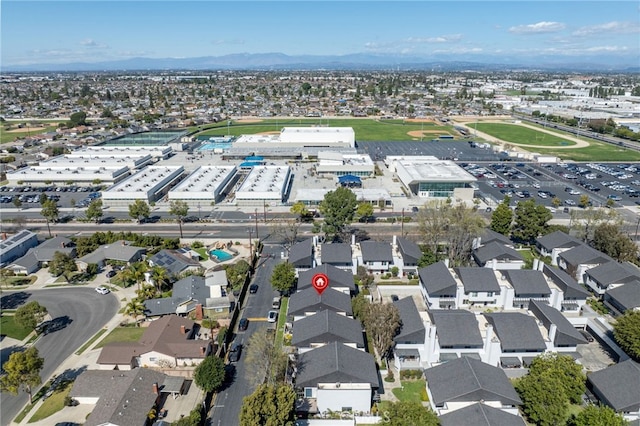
<box><xmin>149</xmin><ymin>265</ymin><xmax>170</xmax><ymax>294</ymax></box>
<box><xmin>121</xmin><ymin>261</ymin><xmax>148</xmax><ymax>291</ymax></box>
<box><xmin>124</xmin><ymin>299</ymin><xmax>145</xmax><ymax>326</ymax></box>
<box><xmin>136</xmin><ymin>285</ymin><xmax>157</xmax><ymax>301</ymax></box>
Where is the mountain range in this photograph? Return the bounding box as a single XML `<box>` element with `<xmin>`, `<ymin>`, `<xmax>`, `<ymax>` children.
<box><xmin>3</xmin><ymin>52</ymin><xmax>638</xmax><ymax>73</ymax></box>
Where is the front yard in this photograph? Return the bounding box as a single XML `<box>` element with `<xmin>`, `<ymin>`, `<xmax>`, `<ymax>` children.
<box><xmin>94</xmin><ymin>325</ymin><xmax>145</xmax><ymax>348</ymax></box>
<box><xmin>0</xmin><ymin>314</ymin><xmax>33</xmax><ymax>340</ymax></box>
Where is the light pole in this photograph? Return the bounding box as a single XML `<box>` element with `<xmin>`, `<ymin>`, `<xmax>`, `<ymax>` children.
<box><xmin>247</xmin><ymin>227</ymin><xmax>253</xmax><ymax>260</ymax></box>
<box><xmin>254</xmin><ymin>208</ymin><xmax>259</xmax><ymax>240</ymax></box>
<box><xmin>197</xmin><ymin>203</ymin><xmax>201</xmax><ymax>219</ymax></box>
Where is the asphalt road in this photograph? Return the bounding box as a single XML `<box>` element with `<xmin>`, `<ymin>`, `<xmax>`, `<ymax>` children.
<box><xmin>0</xmin><ymin>288</ymin><xmax>119</xmax><ymax>425</ymax></box>
<box><xmin>208</xmin><ymin>244</ymin><xmax>280</xmax><ymax>426</ymax></box>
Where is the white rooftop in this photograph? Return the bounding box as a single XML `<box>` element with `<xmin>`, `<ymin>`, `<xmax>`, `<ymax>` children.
<box><xmin>169</xmin><ymin>166</ymin><xmax>236</xmax><ymax>199</ymax></box>
<box><xmin>396</xmin><ymin>160</ymin><xmax>477</xmax><ymax>183</ymax></box>
<box><xmin>105</xmin><ymin>165</ymin><xmax>184</xmax><ymax>195</ymax></box>
<box><xmin>236</xmin><ymin>165</ymin><xmax>291</xmax><ymax>199</ymax></box>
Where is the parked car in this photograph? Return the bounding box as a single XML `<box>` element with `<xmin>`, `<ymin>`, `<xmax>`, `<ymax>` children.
<box><xmin>106</xmin><ymin>270</ymin><xmax>117</xmax><ymax>278</ymax></box>
<box><xmin>249</xmin><ymin>284</ymin><xmax>259</xmax><ymax>294</ymax></box>
<box><xmin>238</xmin><ymin>318</ymin><xmax>249</xmax><ymax>331</ymax></box>
<box><xmin>228</xmin><ymin>343</ymin><xmax>242</xmax><ymax>362</ymax></box>
<box><xmin>267</xmin><ymin>310</ymin><xmax>278</xmax><ymax>323</ymax></box>
<box><xmin>95</xmin><ymin>286</ymin><xmax>110</xmax><ymax>295</ymax></box>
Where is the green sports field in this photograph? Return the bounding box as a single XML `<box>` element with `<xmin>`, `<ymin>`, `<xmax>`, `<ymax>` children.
<box><xmin>473</xmin><ymin>122</ymin><xmax>576</xmax><ymax>147</ymax></box>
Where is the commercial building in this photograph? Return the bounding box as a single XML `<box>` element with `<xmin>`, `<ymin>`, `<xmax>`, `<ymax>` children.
<box><xmin>6</xmin><ymin>156</ymin><xmax>131</xmax><ymax>186</ymax></box>
<box><xmin>66</xmin><ymin>147</ymin><xmax>154</xmax><ymax>169</ymax></box>
<box><xmin>235</xmin><ymin>165</ymin><xmax>292</xmax><ymax>205</ymax></box>
<box><xmin>101</xmin><ymin>165</ymin><xmax>184</xmax><ymax>207</ymax></box>
<box><xmin>315</xmin><ymin>152</ymin><xmax>375</xmax><ymax>177</ymax></box>
<box><xmin>294</xmin><ymin>188</ymin><xmax>392</xmax><ymax>208</ymax></box>
<box><xmin>101</xmin><ymin>131</ymin><xmax>186</xmax><ymax>155</ymax></box>
<box><xmin>168</xmin><ymin>166</ymin><xmax>237</xmax><ymax>206</ymax></box>
<box><xmin>279</xmin><ymin>127</ymin><xmax>355</xmax><ymax>148</ymax></box>
<box><xmin>394</xmin><ymin>158</ymin><xmax>476</xmax><ymax>199</ymax></box>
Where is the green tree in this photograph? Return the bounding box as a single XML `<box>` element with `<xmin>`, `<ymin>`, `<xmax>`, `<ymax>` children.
<box><xmin>121</xmin><ymin>261</ymin><xmax>149</xmax><ymax>291</ymax></box>
<box><xmin>0</xmin><ymin>347</ymin><xmax>44</xmax><ymax>403</ymax></box>
<box><xmin>319</xmin><ymin>187</ymin><xmax>357</xmax><ymax>240</ymax></box>
<box><xmin>381</xmin><ymin>401</ymin><xmax>439</xmax><ymax>426</ymax></box>
<box><xmin>225</xmin><ymin>260</ymin><xmax>251</xmax><ymax>291</ymax></box>
<box><xmin>49</xmin><ymin>251</ymin><xmax>78</xmax><ymax>282</ymax></box>
<box><xmin>512</xmin><ymin>199</ymin><xmax>552</xmax><ymax>244</ymax></box>
<box><xmin>85</xmin><ymin>199</ymin><xmax>103</xmax><ymax>224</ymax></box>
<box><xmin>527</xmin><ymin>353</ymin><xmax>585</xmax><ymax>404</ymax></box>
<box><xmin>193</xmin><ymin>356</ymin><xmax>226</xmax><ymax>393</ymax></box>
<box><xmin>592</xmin><ymin>223</ymin><xmax>638</xmax><ymax>262</ymax></box>
<box><xmin>578</xmin><ymin>194</ymin><xmax>591</xmax><ymax>209</ymax></box>
<box><xmin>239</xmin><ymin>383</ymin><xmax>296</xmax><ymax>426</ymax></box>
<box><xmin>15</xmin><ymin>301</ymin><xmax>48</xmax><ymax>330</ymax></box>
<box><xmin>289</xmin><ymin>201</ymin><xmax>309</xmax><ymax>220</ymax></box>
<box><xmin>356</xmin><ymin>201</ymin><xmax>374</xmax><ymax>222</ymax></box>
<box><xmin>613</xmin><ymin>310</ymin><xmax>640</xmax><ymax>362</ymax></box>
<box><xmin>567</xmin><ymin>404</ymin><xmax>628</xmax><ymax>426</ymax></box>
<box><xmin>128</xmin><ymin>199</ymin><xmax>151</xmax><ymax>224</ymax></box>
<box><xmin>41</xmin><ymin>199</ymin><xmax>60</xmax><ymax>238</ymax></box>
<box><xmin>13</xmin><ymin>197</ymin><xmax>22</xmax><ymax>209</ymax></box>
<box><xmin>244</xmin><ymin>330</ymin><xmax>287</xmax><ymax>387</ymax></box>
<box><xmin>169</xmin><ymin>200</ymin><xmax>189</xmax><ymax>238</ymax></box>
<box><xmin>173</xmin><ymin>408</ymin><xmax>202</xmax><ymax>426</ymax></box>
<box><xmin>490</xmin><ymin>197</ymin><xmax>513</xmax><ymax>236</ymax></box>
<box><xmin>149</xmin><ymin>264</ymin><xmax>171</xmax><ymax>293</ymax></box>
<box><xmin>552</xmin><ymin>197</ymin><xmax>562</xmax><ymax>208</ymax></box>
<box><xmin>351</xmin><ymin>292</ymin><xmax>369</xmax><ymax>321</ymax></box>
<box><xmin>570</xmin><ymin>207</ymin><xmax>616</xmax><ymax>242</ymax></box>
<box><xmin>124</xmin><ymin>299</ymin><xmax>145</xmax><ymax>326</ymax></box>
<box><xmin>363</xmin><ymin>302</ymin><xmax>401</xmax><ymax>361</ymax></box>
<box><xmin>516</xmin><ymin>370</ymin><xmax>569</xmax><ymax>426</ymax></box>
<box><xmin>270</xmin><ymin>262</ymin><xmax>296</xmax><ymax>295</ymax></box>
<box><xmin>68</xmin><ymin>111</ymin><xmax>87</xmax><ymax>127</ymax></box>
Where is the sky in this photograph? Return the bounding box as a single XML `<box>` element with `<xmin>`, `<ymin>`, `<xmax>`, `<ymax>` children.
<box><xmin>2</xmin><ymin>1</ymin><xmax>639</xmax><ymax>67</ymax></box>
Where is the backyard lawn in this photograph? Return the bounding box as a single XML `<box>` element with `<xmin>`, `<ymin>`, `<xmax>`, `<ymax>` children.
<box><xmin>391</xmin><ymin>380</ymin><xmax>428</xmax><ymax>403</ymax></box>
<box><xmin>0</xmin><ymin>315</ymin><xmax>33</xmax><ymax>340</ymax></box>
<box><xmin>95</xmin><ymin>325</ymin><xmax>145</xmax><ymax>348</ymax></box>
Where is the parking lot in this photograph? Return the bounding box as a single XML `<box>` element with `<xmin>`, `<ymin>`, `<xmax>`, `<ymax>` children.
<box><xmin>0</xmin><ymin>185</ymin><xmax>102</xmax><ymax>210</ymax></box>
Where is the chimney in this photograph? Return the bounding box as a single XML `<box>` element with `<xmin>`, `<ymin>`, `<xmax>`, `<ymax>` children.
<box><xmin>2</xmin><ymin>233</ymin><xmax>6</xmax><ymax>240</ymax></box>
<box><xmin>351</xmin><ymin>234</ymin><xmax>355</xmax><ymax>245</ymax></box>
<box><xmin>195</xmin><ymin>304</ymin><xmax>203</xmax><ymax>320</ymax></box>
<box><xmin>152</xmin><ymin>382</ymin><xmax>159</xmax><ymax>395</ymax></box>
<box><xmin>180</xmin><ymin>325</ymin><xmax>186</xmax><ymax>334</ymax></box>
<box><xmin>61</xmin><ymin>241</ymin><xmax>65</xmax><ymax>248</ymax></box>
<box><xmin>200</xmin><ymin>346</ymin><xmax>206</xmax><ymax>355</ymax></box>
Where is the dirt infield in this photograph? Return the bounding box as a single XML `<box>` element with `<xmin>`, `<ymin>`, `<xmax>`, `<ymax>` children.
<box><xmin>407</xmin><ymin>130</ymin><xmax>450</xmax><ymax>138</ymax></box>
<box><xmin>236</xmin><ymin>119</ymin><xmax>264</xmax><ymax>123</ymax></box>
<box><xmin>404</xmin><ymin>118</ymin><xmax>437</xmax><ymax>123</ymax></box>
<box><xmin>4</xmin><ymin>125</ymin><xmax>49</xmax><ymax>133</ymax></box>
<box><xmin>256</xmin><ymin>131</ymin><xmax>281</xmax><ymax>135</ymax></box>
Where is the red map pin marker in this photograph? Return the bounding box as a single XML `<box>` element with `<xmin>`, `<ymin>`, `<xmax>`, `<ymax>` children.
<box><xmin>312</xmin><ymin>273</ymin><xmax>329</xmax><ymax>295</ymax></box>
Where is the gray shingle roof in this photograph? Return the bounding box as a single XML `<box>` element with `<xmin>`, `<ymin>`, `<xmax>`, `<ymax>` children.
<box><xmin>484</xmin><ymin>312</ymin><xmax>547</xmax><ymax>352</ymax></box>
<box><xmin>298</xmin><ymin>264</ymin><xmax>355</xmax><ymax>293</ymax></box>
<box><xmin>439</xmin><ymin>402</ymin><xmax>526</xmax><ymax>426</ymax></box>
<box><xmin>288</xmin><ymin>287</ymin><xmax>353</xmax><ymax>317</ymax></box>
<box><xmin>149</xmin><ymin>249</ymin><xmax>201</xmax><ymax>275</ymax></box>
<box><xmin>542</xmin><ymin>265</ymin><xmax>590</xmax><ymax>299</ymax></box>
<box><xmin>70</xmin><ymin>368</ymin><xmax>167</xmax><ymax>426</ymax></box>
<box><xmin>78</xmin><ymin>240</ymin><xmax>145</xmax><ymax>265</ymax></box>
<box><xmin>419</xmin><ymin>262</ymin><xmax>457</xmax><ymax>297</ymax></box>
<box><xmin>503</xmin><ymin>270</ymin><xmax>551</xmax><ymax>296</ymax></box>
<box><xmin>393</xmin><ymin>297</ymin><xmax>425</xmax><ymax>344</ymax></box>
<box><xmin>360</xmin><ymin>241</ymin><xmax>393</xmax><ymax>262</ymax></box>
<box><xmin>529</xmin><ymin>300</ymin><xmax>587</xmax><ymax>346</ymax></box>
<box><xmin>397</xmin><ymin>237</ymin><xmax>422</xmax><ymax>265</ymax></box>
<box><xmin>289</xmin><ymin>238</ymin><xmax>314</xmax><ymax>267</ymax></box>
<box><xmin>144</xmin><ymin>297</ymin><xmax>186</xmax><ymax>317</ymax></box>
<box><xmin>536</xmin><ymin>231</ymin><xmax>582</xmax><ymax>251</ymax></box>
<box><xmin>584</xmin><ymin>261</ymin><xmax>640</xmax><ymax>287</ymax></box>
<box><xmin>605</xmin><ymin>281</ymin><xmax>640</xmax><ymax>312</ymax></box>
<box><xmin>295</xmin><ymin>342</ymin><xmax>378</xmax><ymax>389</ymax></box>
<box><xmin>291</xmin><ymin>310</ymin><xmax>364</xmax><ymax>348</ymax></box>
<box><xmin>558</xmin><ymin>244</ymin><xmax>611</xmax><ymax>268</ymax></box>
<box><xmin>321</xmin><ymin>243</ymin><xmax>352</xmax><ymax>265</ymax></box>
<box><xmin>588</xmin><ymin>359</ymin><xmax>640</xmax><ymax>412</ymax></box>
<box><xmin>473</xmin><ymin>241</ymin><xmax>524</xmax><ymax>265</ymax></box>
<box><xmin>478</xmin><ymin>229</ymin><xmax>513</xmax><ymax>247</ymax></box>
<box><xmin>455</xmin><ymin>267</ymin><xmax>501</xmax><ymax>293</ymax></box>
<box><xmin>429</xmin><ymin>310</ymin><xmax>484</xmax><ymax>348</ymax></box>
<box><xmin>424</xmin><ymin>356</ymin><xmax>522</xmax><ymax>406</ymax></box>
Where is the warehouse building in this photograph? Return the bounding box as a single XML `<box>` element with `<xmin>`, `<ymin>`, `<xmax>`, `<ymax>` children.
<box><xmin>394</xmin><ymin>159</ymin><xmax>476</xmax><ymax>199</ymax></box>
<box><xmin>315</xmin><ymin>152</ymin><xmax>375</xmax><ymax>177</ymax></box>
<box><xmin>90</xmin><ymin>143</ymin><xmax>173</xmax><ymax>160</ymax></box>
<box><xmin>235</xmin><ymin>165</ymin><xmax>292</xmax><ymax>205</ymax></box>
<box><xmin>6</xmin><ymin>156</ymin><xmax>131</xmax><ymax>186</ymax></box>
<box><xmin>66</xmin><ymin>148</ymin><xmax>155</xmax><ymax>169</ymax></box>
<box><xmin>294</xmin><ymin>188</ymin><xmax>392</xmax><ymax>208</ymax></box>
<box><xmin>102</xmin><ymin>165</ymin><xmax>184</xmax><ymax>207</ymax></box>
<box><xmin>168</xmin><ymin>166</ymin><xmax>237</xmax><ymax>206</ymax></box>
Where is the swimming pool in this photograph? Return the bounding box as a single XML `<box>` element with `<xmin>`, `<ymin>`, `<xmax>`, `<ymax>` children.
<box><xmin>198</xmin><ymin>142</ymin><xmax>233</xmax><ymax>151</ymax></box>
<box><xmin>210</xmin><ymin>249</ymin><xmax>233</xmax><ymax>262</ymax></box>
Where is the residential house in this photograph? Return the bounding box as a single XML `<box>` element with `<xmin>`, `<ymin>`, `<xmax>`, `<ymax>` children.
<box><xmin>289</xmin><ymin>238</ymin><xmax>315</xmax><ymax>274</ymax></box>
<box><xmin>291</xmin><ymin>310</ymin><xmax>364</xmax><ymax>353</ymax></box>
<box><xmin>393</xmin><ymin>236</ymin><xmax>422</xmax><ymax>276</ymax></box>
<box><xmin>587</xmin><ymin>359</ymin><xmax>640</xmax><ymax>422</ymax></box>
<box><xmin>439</xmin><ymin>402</ymin><xmax>526</xmax><ymax>426</ymax></box>
<box><xmin>484</xmin><ymin>312</ymin><xmax>547</xmax><ymax>368</ymax></box>
<box><xmin>357</xmin><ymin>241</ymin><xmax>394</xmax><ymax>274</ymax></box>
<box><xmin>392</xmin><ymin>297</ymin><xmax>427</xmax><ymax>370</ymax></box>
<box><xmin>472</xmin><ymin>241</ymin><xmax>525</xmax><ymax>270</ymax></box>
<box><xmin>426</xmin><ymin>310</ymin><xmax>485</xmax><ymax>367</ymax></box>
<box><xmin>294</xmin><ymin>342</ymin><xmax>379</xmax><ymax>414</ymax></box>
<box><xmin>69</xmin><ymin>368</ymin><xmax>168</xmax><ymax>426</ymax></box>
<box><xmin>419</xmin><ymin>261</ymin><xmax>458</xmax><ymax>309</ymax></box>
<box><xmin>8</xmin><ymin>236</ymin><xmax>75</xmax><ymax>274</ymax></box>
<box><xmin>583</xmin><ymin>261</ymin><xmax>640</xmax><ymax>297</ymax></box>
<box><xmin>76</xmin><ymin>240</ymin><xmax>146</xmax><ymax>271</ymax></box>
<box><xmin>143</xmin><ymin>271</ymin><xmax>230</xmax><ymax>318</ymax></box>
<box><xmin>557</xmin><ymin>244</ymin><xmax>612</xmax><ymax>283</ymax></box>
<box><xmin>97</xmin><ymin>315</ymin><xmax>211</xmax><ymax>370</ymax></box>
<box><xmin>604</xmin><ymin>282</ymin><xmax>640</xmax><ymax>314</ymax></box>
<box><xmin>424</xmin><ymin>356</ymin><xmax>522</xmax><ymax>416</ymax></box>
<box><xmin>529</xmin><ymin>300</ymin><xmax>588</xmax><ymax>352</ymax></box>
<box><xmin>542</xmin><ymin>265</ymin><xmax>590</xmax><ymax>312</ymax></box>
<box><xmin>316</xmin><ymin>242</ymin><xmax>355</xmax><ymax>274</ymax></box>
<box><xmin>473</xmin><ymin>228</ymin><xmax>513</xmax><ymax>249</ymax></box>
<box><xmin>288</xmin><ymin>288</ymin><xmax>353</xmax><ymax>321</ymax></box>
<box><xmin>501</xmin><ymin>269</ymin><xmax>552</xmax><ymax>310</ymax></box>
<box><xmin>148</xmin><ymin>249</ymin><xmax>203</xmax><ymax>276</ymax></box>
<box><xmin>0</xmin><ymin>232</ymin><xmax>38</xmax><ymax>267</ymax></box>
<box><xmin>453</xmin><ymin>267</ymin><xmax>502</xmax><ymax>309</ymax></box>
<box><xmin>298</xmin><ymin>264</ymin><xmax>356</xmax><ymax>295</ymax></box>
<box><xmin>535</xmin><ymin>231</ymin><xmax>582</xmax><ymax>266</ymax></box>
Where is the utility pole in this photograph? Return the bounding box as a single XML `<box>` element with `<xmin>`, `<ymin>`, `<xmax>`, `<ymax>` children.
<box><xmin>263</xmin><ymin>200</ymin><xmax>267</xmax><ymax>223</ymax></box>
<box><xmin>401</xmin><ymin>208</ymin><xmax>405</xmax><ymax>236</ymax></box>
<box><xmin>254</xmin><ymin>208</ymin><xmax>259</xmax><ymax>240</ymax></box>
<box><xmin>247</xmin><ymin>227</ymin><xmax>253</xmax><ymax>260</ymax></box>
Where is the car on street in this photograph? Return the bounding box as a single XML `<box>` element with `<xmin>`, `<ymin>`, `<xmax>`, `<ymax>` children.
<box><xmin>106</xmin><ymin>270</ymin><xmax>117</xmax><ymax>278</ymax></box>
<box><xmin>267</xmin><ymin>310</ymin><xmax>278</xmax><ymax>323</ymax></box>
<box><xmin>249</xmin><ymin>284</ymin><xmax>259</xmax><ymax>294</ymax></box>
<box><xmin>95</xmin><ymin>286</ymin><xmax>110</xmax><ymax>295</ymax></box>
<box><xmin>238</xmin><ymin>318</ymin><xmax>249</xmax><ymax>331</ymax></box>
<box><xmin>228</xmin><ymin>343</ymin><xmax>242</xmax><ymax>362</ymax></box>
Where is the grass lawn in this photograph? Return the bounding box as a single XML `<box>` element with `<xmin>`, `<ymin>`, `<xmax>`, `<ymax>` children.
<box><xmin>95</xmin><ymin>326</ymin><xmax>145</xmax><ymax>349</ymax></box>
<box><xmin>474</xmin><ymin>122</ymin><xmax>577</xmax><ymax>147</ymax></box>
<box><xmin>195</xmin><ymin>118</ymin><xmax>456</xmax><ymax>141</ymax></box>
<box><xmin>275</xmin><ymin>297</ymin><xmax>289</xmax><ymax>348</ymax></box>
<box><xmin>28</xmin><ymin>381</ymin><xmax>73</xmax><ymax>423</ymax></box>
<box><xmin>391</xmin><ymin>380</ymin><xmax>427</xmax><ymax>403</ymax></box>
<box><xmin>0</xmin><ymin>315</ymin><xmax>33</xmax><ymax>340</ymax></box>
<box><xmin>517</xmin><ymin>248</ymin><xmax>534</xmax><ymax>263</ymax></box>
<box><xmin>2</xmin><ymin>275</ymin><xmax>37</xmax><ymax>287</ymax></box>
<box><xmin>75</xmin><ymin>328</ymin><xmax>108</xmax><ymax>355</ymax></box>
<box><xmin>525</xmin><ymin>139</ymin><xmax>640</xmax><ymax>162</ymax></box>
<box><xmin>194</xmin><ymin>247</ymin><xmax>209</xmax><ymax>260</ymax></box>
<box><xmin>0</xmin><ymin>126</ymin><xmax>58</xmax><ymax>144</ymax></box>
